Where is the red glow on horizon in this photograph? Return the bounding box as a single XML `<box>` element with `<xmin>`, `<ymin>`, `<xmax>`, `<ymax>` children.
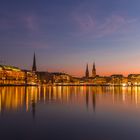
<box><xmin>44</xmin><ymin>68</ymin><xmax>140</xmax><ymax>77</ymax></box>
<box><xmin>38</xmin><ymin>62</ymin><xmax>140</xmax><ymax>77</ymax></box>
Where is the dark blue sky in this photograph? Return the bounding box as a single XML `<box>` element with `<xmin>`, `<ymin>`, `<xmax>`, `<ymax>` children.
<box><xmin>0</xmin><ymin>0</ymin><xmax>140</xmax><ymax>76</ymax></box>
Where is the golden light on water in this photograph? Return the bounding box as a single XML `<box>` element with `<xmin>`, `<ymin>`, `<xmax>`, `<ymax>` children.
<box><xmin>0</xmin><ymin>86</ymin><xmax>140</xmax><ymax>113</ymax></box>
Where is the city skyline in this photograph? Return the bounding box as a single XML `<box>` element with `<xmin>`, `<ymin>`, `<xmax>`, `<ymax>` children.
<box><xmin>1</xmin><ymin>1</ymin><xmax>140</xmax><ymax>140</ymax></box>
<box><xmin>2</xmin><ymin>52</ymin><xmax>140</xmax><ymax>77</ymax></box>
<box><xmin>1</xmin><ymin>0</ymin><xmax>140</xmax><ymax>76</ymax></box>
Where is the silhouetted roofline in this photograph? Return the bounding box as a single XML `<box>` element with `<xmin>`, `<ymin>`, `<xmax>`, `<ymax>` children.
<box><xmin>0</xmin><ymin>64</ymin><xmax>21</xmax><ymax>71</ymax></box>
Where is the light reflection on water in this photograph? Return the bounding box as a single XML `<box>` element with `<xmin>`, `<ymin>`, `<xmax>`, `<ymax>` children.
<box><xmin>0</xmin><ymin>86</ymin><xmax>140</xmax><ymax>113</ymax></box>
<box><xmin>0</xmin><ymin>86</ymin><xmax>140</xmax><ymax>140</ymax></box>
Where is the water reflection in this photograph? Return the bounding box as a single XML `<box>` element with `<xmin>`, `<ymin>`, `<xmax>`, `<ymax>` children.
<box><xmin>0</xmin><ymin>86</ymin><xmax>140</xmax><ymax>117</ymax></box>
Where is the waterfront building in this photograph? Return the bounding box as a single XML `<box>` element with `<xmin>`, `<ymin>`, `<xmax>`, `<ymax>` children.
<box><xmin>128</xmin><ymin>74</ymin><xmax>140</xmax><ymax>85</ymax></box>
<box><xmin>110</xmin><ymin>74</ymin><xmax>124</xmax><ymax>85</ymax></box>
<box><xmin>52</xmin><ymin>72</ymin><xmax>71</xmax><ymax>84</ymax></box>
<box><xmin>93</xmin><ymin>76</ymin><xmax>110</xmax><ymax>85</ymax></box>
<box><xmin>70</xmin><ymin>77</ymin><xmax>81</xmax><ymax>84</ymax></box>
<box><xmin>23</xmin><ymin>70</ymin><xmax>38</xmax><ymax>85</ymax></box>
<box><xmin>0</xmin><ymin>65</ymin><xmax>25</xmax><ymax>84</ymax></box>
<box><xmin>0</xmin><ymin>64</ymin><xmax>37</xmax><ymax>85</ymax></box>
<box><xmin>36</xmin><ymin>72</ymin><xmax>52</xmax><ymax>84</ymax></box>
<box><xmin>122</xmin><ymin>77</ymin><xmax>128</xmax><ymax>86</ymax></box>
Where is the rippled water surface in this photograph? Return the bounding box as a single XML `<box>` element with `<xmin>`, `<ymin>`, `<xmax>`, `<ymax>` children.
<box><xmin>0</xmin><ymin>86</ymin><xmax>140</xmax><ymax>140</ymax></box>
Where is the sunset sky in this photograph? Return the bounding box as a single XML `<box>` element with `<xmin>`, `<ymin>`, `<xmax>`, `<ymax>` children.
<box><xmin>1</xmin><ymin>0</ymin><xmax>140</xmax><ymax>76</ymax></box>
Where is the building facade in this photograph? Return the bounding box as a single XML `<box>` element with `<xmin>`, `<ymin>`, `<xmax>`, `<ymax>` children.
<box><xmin>0</xmin><ymin>65</ymin><xmax>37</xmax><ymax>85</ymax></box>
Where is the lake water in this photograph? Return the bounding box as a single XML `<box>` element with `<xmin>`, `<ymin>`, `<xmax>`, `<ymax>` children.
<box><xmin>0</xmin><ymin>86</ymin><xmax>140</xmax><ymax>140</ymax></box>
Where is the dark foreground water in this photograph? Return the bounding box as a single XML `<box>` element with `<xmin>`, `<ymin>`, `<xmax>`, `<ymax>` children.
<box><xmin>0</xmin><ymin>86</ymin><xmax>140</xmax><ymax>140</ymax></box>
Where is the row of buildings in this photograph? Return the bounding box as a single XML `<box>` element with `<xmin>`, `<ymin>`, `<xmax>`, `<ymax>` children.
<box><xmin>1</xmin><ymin>53</ymin><xmax>140</xmax><ymax>86</ymax></box>
<box><xmin>83</xmin><ymin>63</ymin><xmax>140</xmax><ymax>86</ymax></box>
<box><xmin>0</xmin><ymin>54</ymin><xmax>37</xmax><ymax>85</ymax></box>
<box><xmin>36</xmin><ymin>57</ymin><xmax>140</xmax><ymax>86</ymax></box>
<box><xmin>0</xmin><ymin>65</ymin><xmax>37</xmax><ymax>85</ymax></box>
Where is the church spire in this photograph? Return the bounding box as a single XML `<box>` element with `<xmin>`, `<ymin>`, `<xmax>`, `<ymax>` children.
<box><xmin>32</xmin><ymin>52</ymin><xmax>37</xmax><ymax>72</ymax></box>
<box><xmin>92</xmin><ymin>62</ymin><xmax>96</xmax><ymax>77</ymax></box>
<box><xmin>85</xmin><ymin>63</ymin><xmax>89</xmax><ymax>78</ymax></box>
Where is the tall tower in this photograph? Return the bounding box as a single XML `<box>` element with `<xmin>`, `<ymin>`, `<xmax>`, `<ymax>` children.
<box><xmin>92</xmin><ymin>62</ymin><xmax>96</xmax><ymax>77</ymax></box>
<box><xmin>32</xmin><ymin>53</ymin><xmax>37</xmax><ymax>72</ymax></box>
<box><xmin>85</xmin><ymin>64</ymin><xmax>89</xmax><ymax>78</ymax></box>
